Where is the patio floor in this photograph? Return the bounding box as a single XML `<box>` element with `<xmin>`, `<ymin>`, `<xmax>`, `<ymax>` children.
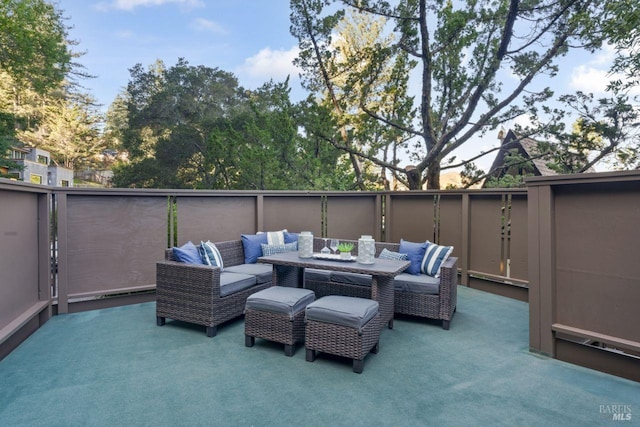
<box><xmin>0</xmin><ymin>286</ymin><xmax>638</xmax><ymax>426</ymax></box>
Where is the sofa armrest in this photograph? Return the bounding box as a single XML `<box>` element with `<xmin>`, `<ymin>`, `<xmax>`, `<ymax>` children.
<box><xmin>438</xmin><ymin>257</ymin><xmax>458</xmax><ymax>316</ymax></box>
<box><xmin>156</xmin><ymin>260</ymin><xmax>222</xmax><ymax>299</ymax></box>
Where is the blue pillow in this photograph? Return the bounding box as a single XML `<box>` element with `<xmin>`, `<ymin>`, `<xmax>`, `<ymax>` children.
<box><xmin>379</xmin><ymin>248</ymin><xmax>409</xmax><ymax>261</ymax></box>
<box><xmin>261</xmin><ymin>242</ymin><xmax>298</xmax><ymax>256</ymax></box>
<box><xmin>421</xmin><ymin>242</ymin><xmax>453</xmax><ymax>278</ymax></box>
<box><xmin>398</xmin><ymin>239</ymin><xmax>429</xmax><ymax>275</ymax></box>
<box><xmin>284</xmin><ymin>231</ymin><xmax>299</xmax><ymax>244</ymax></box>
<box><xmin>199</xmin><ymin>241</ymin><xmax>224</xmax><ymax>270</ymax></box>
<box><xmin>173</xmin><ymin>241</ymin><xmax>204</xmax><ymax>264</ymax></box>
<box><xmin>241</xmin><ymin>233</ymin><xmax>269</xmax><ymax>264</ymax></box>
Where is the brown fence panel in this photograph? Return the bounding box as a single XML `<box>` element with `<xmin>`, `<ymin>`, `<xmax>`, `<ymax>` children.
<box><xmin>528</xmin><ymin>171</ymin><xmax>640</xmax><ymax>381</ymax></box>
<box><xmin>58</xmin><ymin>191</ymin><xmax>168</xmax><ymax>306</ymax></box>
<box><xmin>438</xmin><ymin>194</ymin><xmax>463</xmax><ymax>257</ymax></box>
<box><xmin>509</xmin><ymin>194</ymin><xmax>528</xmax><ymax>281</ymax></box>
<box><xmin>386</xmin><ymin>193</ymin><xmax>436</xmax><ymax>243</ymax></box>
<box><xmin>263</xmin><ymin>194</ymin><xmax>323</xmax><ymax>235</ymax></box>
<box><xmin>0</xmin><ymin>181</ymin><xmax>51</xmax><ymax>360</ymax></box>
<box><xmin>0</xmin><ymin>185</ymin><xmax>49</xmax><ymax>331</ymax></box>
<box><xmin>326</xmin><ymin>194</ymin><xmax>380</xmax><ymax>240</ymax></box>
<box><xmin>468</xmin><ymin>194</ymin><xmax>504</xmax><ymax>277</ymax></box>
<box><xmin>176</xmin><ymin>194</ymin><xmax>257</xmax><ymax>243</ymax></box>
<box><xmin>553</xmin><ymin>182</ymin><xmax>640</xmax><ymax>342</ymax></box>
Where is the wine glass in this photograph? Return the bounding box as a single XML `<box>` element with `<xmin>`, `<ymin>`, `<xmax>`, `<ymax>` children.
<box><xmin>321</xmin><ymin>238</ymin><xmax>330</xmax><ymax>254</ymax></box>
<box><xmin>330</xmin><ymin>239</ymin><xmax>339</xmax><ymax>254</ymax></box>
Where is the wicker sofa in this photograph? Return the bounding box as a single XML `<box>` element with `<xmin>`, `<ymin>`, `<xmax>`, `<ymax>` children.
<box><xmin>156</xmin><ymin>240</ymin><xmax>275</xmax><ymax>337</ymax></box>
<box><xmin>304</xmin><ymin>238</ymin><xmax>458</xmax><ymax>329</ymax></box>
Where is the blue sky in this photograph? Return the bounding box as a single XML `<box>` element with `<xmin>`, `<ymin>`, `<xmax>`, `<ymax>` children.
<box><xmin>61</xmin><ymin>0</ymin><xmax>304</xmax><ymax>107</ymax></box>
<box><xmin>60</xmin><ymin>0</ymin><xmax>619</xmax><ymax>171</ymax></box>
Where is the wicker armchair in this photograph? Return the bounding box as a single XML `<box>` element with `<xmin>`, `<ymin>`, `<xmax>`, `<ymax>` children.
<box><xmin>304</xmin><ymin>238</ymin><xmax>458</xmax><ymax>329</ymax></box>
<box><xmin>156</xmin><ymin>240</ymin><xmax>271</xmax><ymax>337</ymax></box>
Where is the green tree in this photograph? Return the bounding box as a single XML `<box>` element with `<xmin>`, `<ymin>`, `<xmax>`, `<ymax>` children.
<box><xmin>17</xmin><ymin>91</ymin><xmax>104</xmax><ymax>170</ymax></box>
<box><xmin>602</xmin><ymin>0</ymin><xmax>640</xmax><ymax>91</ymax></box>
<box><xmin>527</xmin><ymin>91</ymin><xmax>639</xmax><ymax>172</ymax></box>
<box><xmin>113</xmin><ymin>59</ymin><xmax>347</xmax><ymax>189</ymax></box>
<box><xmin>290</xmin><ymin>0</ymin><xmax>602</xmax><ymax>189</ymax></box>
<box><xmin>294</xmin><ymin>10</ymin><xmax>414</xmax><ymax>189</ymax></box>
<box><xmin>0</xmin><ymin>0</ymin><xmax>72</xmax><ymax>94</ymax></box>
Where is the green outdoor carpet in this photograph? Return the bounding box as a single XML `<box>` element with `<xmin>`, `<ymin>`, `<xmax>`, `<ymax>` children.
<box><xmin>0</xmin><ymin>286</ymin><xmax>638</xmax><ymax>427</ymax></box>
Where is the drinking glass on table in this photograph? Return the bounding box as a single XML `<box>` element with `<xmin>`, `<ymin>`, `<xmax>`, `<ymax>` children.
<box><xmin>321</xmin><ymin>238</ymin><xmax>330</xmax><ymax>254</ymax></box>
<box><xmin>330</xmin><ymin>239</ymin><xmax>339</xmax><ymax>254</ymax></box>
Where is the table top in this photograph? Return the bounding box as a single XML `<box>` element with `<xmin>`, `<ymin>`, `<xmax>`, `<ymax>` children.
<box><xmin>258</xmin><ymin>251</ymin><xmax>410</xmax><ymax>277</ymax></box>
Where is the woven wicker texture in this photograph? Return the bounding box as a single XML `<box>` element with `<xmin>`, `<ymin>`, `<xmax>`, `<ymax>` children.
<box><xmin>394</xmin><ymin>256</ymin><xmax>458</xmax><ymax>329</ymax></box>
<box><xmin>156</xmin><ymin>240</ymin><xmax>271</xmax><ymax>337</ymax></box>
<box><xmin>259</xmin><ymin>243</ymin><xmax>408</xmax><ymax>330</ymax></box>
<box><xmin>305</xmin><ymin>239</ymin><xmax>458</xmax><ymax>330</ymax></box>
<box><xmin>305</xmin><ymin>313</ymin><xmax>380</xmax><ymax>373</ymax></box>
<box><xmin>245</xmin><ymin>308</ymin><xmax>306</xmax><ymax>347</ymax></box>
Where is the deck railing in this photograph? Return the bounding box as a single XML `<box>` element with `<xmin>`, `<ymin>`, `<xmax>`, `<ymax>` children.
<box><xmin>1</xmin><ymin>172</ymin><xmax>639</xmax><ymax>381</ymax></box>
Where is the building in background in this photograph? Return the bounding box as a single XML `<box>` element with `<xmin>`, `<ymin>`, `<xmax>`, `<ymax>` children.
<box><xmin>6</xmin><ymin>146</ymin><xmax>73</xmax><ymax>187</ymax></box>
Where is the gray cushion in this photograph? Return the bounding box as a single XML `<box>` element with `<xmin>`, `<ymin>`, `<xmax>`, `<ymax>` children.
<box><xmin>246</xmin><ymin>286</ymin><xmax>315</xmax><ymax>318</ymax></box>
<box><xmin>394</xmin><ymin>273</ymin><xmax>440</xmax><ymax>295</ymax></box>
<box><xmin>225</xmin><ymin>263</ymin><xmax>273</xmax><ymax>284</ymax></box>
<box><xmin>305</xmin><ymin>295</ymin><xmax>378</xmax><ymax>329</ymax></box>
<box><xmin>304</xmin><ymin>268</ymin><xmax>331</xmax><ymax>282</ymax></box>
<box><xmin>330</xmin><ymin>271</ymin><xmax>372</xmax><ymax>287</ymax></box>
<box><xmin>220</xmin><ymin>272</ymin><xmax>258</xmax><ymax>297</ymax></box>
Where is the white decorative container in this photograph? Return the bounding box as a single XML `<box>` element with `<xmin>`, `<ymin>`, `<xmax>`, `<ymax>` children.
<box><xmin>298</xmin><ymin>231</ymin><xmax>314</xmax><ymax>258</ymax></box>
<box><xmin>357</xmin><ymin>235</ymin><xmax>376</xmax><ymax>264</ymax></box>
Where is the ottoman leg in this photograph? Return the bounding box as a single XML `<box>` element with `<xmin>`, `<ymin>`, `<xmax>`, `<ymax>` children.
<box><xmin>388</xmin><ymin>319</ymin><xmax>394</xmax><ymax>329</ymax></box>
<box><xmin>306</xmin><ymin>348</ymin><xmax>316</xmax><ymax>362</ymax></box>
<box><xmin>284</xmin><ymin>344</ymin><xmax>295</xmax><ymax>357</ymax></box>
<box><xmin>371</xmin><ymin>342</ymin><xmax>380</xmax><ymax>354</ymax></box>
<box><xmin>206</xmin><ymin>326</ymin><xmax>217</xmax><ymax>338</ymax></box>
<box><xmin>245</xmin><ymin>335</ymin><xmax>255</xmax><ymax>347</ymax></box>
<box><xmin>353</xmin><ymin>359</ymin><xmax>364</xmax><ymax>374</ymax></box>
<box><xmin>156</xmin><ymin>316</ymin><xmax>165</xmax><ymax>326</ymax></box>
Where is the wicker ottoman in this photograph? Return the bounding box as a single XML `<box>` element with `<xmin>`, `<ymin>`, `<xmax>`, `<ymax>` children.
<box><xmin>305</xmin><ymin>296</ymin><xmax>380</xmax><ymax>374</ymax></box>
<box><xmin>244</xmin><ymin>286</ymin><xmax>315</xmax><ymax>356</ymax></box>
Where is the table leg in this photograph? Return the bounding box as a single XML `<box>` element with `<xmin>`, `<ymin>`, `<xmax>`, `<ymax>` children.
<box><xmin>371</xmin><ymin>275</ymin><xmax>394</xmax><ymax>330</ymax></box>
<box><xmin>273</xmin><ymin>265</ymin><xmax>303</xmax><ymax>287</ymax></box>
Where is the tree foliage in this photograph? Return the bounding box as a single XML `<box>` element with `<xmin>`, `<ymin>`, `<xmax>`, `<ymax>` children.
<box><xmin>0</xmin><ymin>0</ymin><xmax>100</xmax><ymax>177</ymax></box>
<box><xmin>524</xmin><ymin>91</ymin><xmax>640</xmax><ymax>172</ymax></box>
<box><xmin>602</xmin><ymin>0</ymin><xmax>640</xmax><ymax>91</ymax></box>
<box><xmin>0</xmin><ymin>0</ymin><xmax>72</xmax><ymax>94</ymax></box>
<box><xmin>290</xmin><ymin>0</ymin><xmax>603</xmax><ymax>189</ymax></box>
<box><xmin>112</xmin><ymin>59</ymin><xmax>347</xmax><ymax>189</ymax></box>
<box><xmin>17</xmin><ymin>91</ymin><xmax>104</xmax><ymax>170</ymax></box>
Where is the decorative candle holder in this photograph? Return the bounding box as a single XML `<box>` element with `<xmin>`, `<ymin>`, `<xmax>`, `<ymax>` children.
<box><xmin>357</xmin><ymin>235</ymin><xmax>375</xmax><ymax>264</ymax></box>
<box><xmin>298</xmin><ymin>231</ymin><xmax>313</xmax><ymax>258</ymax></box>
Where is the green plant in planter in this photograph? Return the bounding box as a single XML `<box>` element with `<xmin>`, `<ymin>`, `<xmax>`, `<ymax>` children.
<box><xmin>337</xmin><ymin>242</ymin><xmax>354</xmax><ymax>253</ymax></box>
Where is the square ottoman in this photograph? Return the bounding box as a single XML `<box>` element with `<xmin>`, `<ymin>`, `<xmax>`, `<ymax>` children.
<box><xmin>245</xmin><ymin>286</ymin><xmax>315</xmax><ymax>356</ymax></box>
<box><xmin>305</xmin><ymin>295</ymin><xmax>380</xmax><ymax>373</ymax></box>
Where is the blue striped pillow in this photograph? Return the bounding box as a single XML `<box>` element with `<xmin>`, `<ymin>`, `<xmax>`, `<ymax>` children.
<box><xmin>379</xmin><ymin>248</ymin><xmax>409</xmax><ymax>261</ymax></box>
<box><xmin>421</xmin><ymin>242</ymin><xmax>453</xmax><ymax>277</ymax></box>
<box><xmin>199</xmin><ymin>241</ymin><xmax>224</xmax><ymax>270</ymax></box>
<box><xmin>261</xmin><ymin>242</ymin><xmax>298</xmax><ymax>256</ymax></box>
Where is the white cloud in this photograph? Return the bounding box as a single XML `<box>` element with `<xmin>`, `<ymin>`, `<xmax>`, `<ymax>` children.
<box><xmin>569</xmin><ymin>65</ymin><xmax>611</xmax><ymax>94</ymax></box>
<box><xmin>97</xmin><ymin>0</ymin><xmax>204</xmax><ymax>11</ymax></box>
<box><xmin>238</xmin><ymin>46</ymin><xmax>301</xmax><ymax>81</ymax></box>
<box><xmin>191</xmin><ymin>18</ymin><xmax>227</xmax><ymax>35</ymax></box>
<box><xmin>567</xmin><ymin>44</ymin><xmax>636</xmax><ymax>95</ymax></box>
